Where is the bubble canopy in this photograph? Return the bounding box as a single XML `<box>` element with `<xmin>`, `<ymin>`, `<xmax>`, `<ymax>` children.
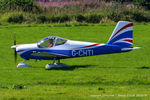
<box><xmin>37</xmin><ymin>36</ymin><xmax>67</xmax><ymax>48</ymax></box>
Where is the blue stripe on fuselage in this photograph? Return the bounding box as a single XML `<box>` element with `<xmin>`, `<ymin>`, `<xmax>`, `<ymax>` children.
<box><xmin>71</xmin><ymin>44</ymin><xmax>122</xmax><ymax>57</ymax></box>
<box><xmin>20</xmin><ymin>44</ymin><xmax>128</xmax><ymax>60</ymax></box>
<box><xmin>20</xmin><ymin>49</ymin><xmax>70</xmax><ymax>60</ymax></box>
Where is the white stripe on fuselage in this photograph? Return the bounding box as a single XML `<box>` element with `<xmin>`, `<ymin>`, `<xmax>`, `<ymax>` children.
<box><xmin>49</xmin><ymin>40</ymin><xmax>105</xmax><ymax>50</ymax></box>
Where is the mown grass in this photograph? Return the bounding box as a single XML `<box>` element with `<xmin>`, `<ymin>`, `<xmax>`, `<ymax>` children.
<box><xmin>0</xmin><ymin>23</ymin><xmax>149</xmax><ymax>99</ymax></box>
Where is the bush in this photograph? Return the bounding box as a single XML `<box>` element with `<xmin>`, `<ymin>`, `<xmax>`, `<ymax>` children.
<box><xmin>132</xmin><ymin>11</ymin><xmax>150</xmax><ymax>22</ymax></box>
<box><xmin>107</xmin><ymin>11</ymin><xmax>122</xmax><ymax>22</ymax></box>
<box><xmin>76</xmin><ymin>14</ymin><xmax>103</xmax><ymax>23</ymax></box>
<box><xmin>37</xmin><ymin>15</ymin><xmax>49</xmax><ymax>23</ymax></box>
<box><xmin>107</xmin><ymin>10</ymin><xmax>150</xmax><ymax>22</ymax></box>
<box><xmin>50</xmin><ymin>16</ymin><xmax>61</xmax><ymax>23</ymax></box>
<box><xmin>133</xmin><ymin>0</ymin><xmax>150</xmax><ymax>10</ymax></box>
<box><xmin>8</xmin><ymin>13</ymin><xmax>25</xmax><ymax>23</ymax></box>
<box><xmin>76</xmin><ymin>14</ymin><xmax>86</xmax><ymax>22</ymax></box>
<box><xmin>50</xmin><ymin>15</ymin><xmax>71</xmax><ymax>23</ymax></box>
<box><xmin>86</xmin><ymin>14</ymin><xmax>102</xmax><ymax>23</ymax></box>
<box><xmin>59</xmin><ymin>15</ymin><xmax>71</xmax><ymax>23</ymax></box>
<box><xmin>0</xmin><ymin>0</ymin><xmax>42</xmax><ymax>13</ymax></box>
<box><xmin>123</xmin><ymin>10</ymin><xmax>150</xmax><ymax>22</ymax></box>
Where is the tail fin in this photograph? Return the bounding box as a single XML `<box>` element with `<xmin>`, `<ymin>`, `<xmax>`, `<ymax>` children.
<box><xmin>107</xmin><ymin>21</ymin><xmax>133</xmax><ymax>47</ymax></box>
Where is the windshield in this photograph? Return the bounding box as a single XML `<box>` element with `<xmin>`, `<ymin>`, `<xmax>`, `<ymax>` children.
<box><xmin>37</xmin><ymin>36</ymin><xmax>67</xmax><ymax>48</ymax></box>
<box><xmin>55</xmin><ymin>38</ymin><xmax>67</xmax><ymax>46</ymax></box>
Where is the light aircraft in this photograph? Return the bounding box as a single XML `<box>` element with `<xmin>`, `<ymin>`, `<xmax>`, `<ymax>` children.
<box><xmin>11</xmin><ymin>21</ymin><xmax>140</xmax><ymax>69</ymax></box>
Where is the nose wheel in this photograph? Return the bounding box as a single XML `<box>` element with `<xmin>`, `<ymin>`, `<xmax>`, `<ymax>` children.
<box><xmin>17</xmin><ymin>60</ymin><xmax>32</xmax><ymax>68</ymax></box>
<box><xmin>45</xmin><ymin>59</ymin><xmax>70</xmax><ymax>69</ymax></box>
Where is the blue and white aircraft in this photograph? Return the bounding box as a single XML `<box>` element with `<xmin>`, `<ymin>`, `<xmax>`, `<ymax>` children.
<box><xmin>11</xmin><ymin>21</ymin><xmax>140</xmax><ymax>69</ymax></box>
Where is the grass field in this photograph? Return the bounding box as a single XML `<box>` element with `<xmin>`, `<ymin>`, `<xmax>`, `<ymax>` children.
<box><xmin>0</xmin><ymin>22</ymin><xmax>150</xmax><ymax>100</ymax></box>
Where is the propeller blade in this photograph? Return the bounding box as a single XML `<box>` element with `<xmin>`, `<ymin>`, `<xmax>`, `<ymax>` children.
<box><xmin>13</xmin><ymin>34</ymin><xmax>17</xmax><ymax>63</ymax></box>
<box><xmin>14</xmin><ymin>49</ymin><xmax>17</xmax><ymax>63</ymax></box>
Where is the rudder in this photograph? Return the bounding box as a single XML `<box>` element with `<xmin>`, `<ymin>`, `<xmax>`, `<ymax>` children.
<box><xmin>107</xmin><ymin>21</ymin><xmax>133</xmax><ymax>47</ymax></box>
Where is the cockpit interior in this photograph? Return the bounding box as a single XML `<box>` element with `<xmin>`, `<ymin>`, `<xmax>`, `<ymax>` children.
<box><xmin>37</xmin><ymin>36</ymin><xmax>67</xmax><ymax>48</ymax></box>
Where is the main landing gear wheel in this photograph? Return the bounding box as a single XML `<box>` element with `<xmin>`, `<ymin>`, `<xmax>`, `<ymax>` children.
<box><xmin>45</xmin><ymin>59</ymin><xmax>70</xmax><ymax>69</ymax></box>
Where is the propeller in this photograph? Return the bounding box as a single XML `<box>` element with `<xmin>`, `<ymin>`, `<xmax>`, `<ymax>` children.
<box><xmin>14</xmin><ymin>35</ymin><xmax>17</xmax><ymax>63</ymax></box>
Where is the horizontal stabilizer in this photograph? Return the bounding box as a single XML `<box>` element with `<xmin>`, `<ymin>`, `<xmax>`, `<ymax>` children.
<box><xmin>132</xmin><ymin>47</ymin><xmax>141</xmax><ymax>50</ymax></box>
<box><xmin>121</xmin><ymin>47</ymin><xmax>141</xmax><ymax>51</ymax></box>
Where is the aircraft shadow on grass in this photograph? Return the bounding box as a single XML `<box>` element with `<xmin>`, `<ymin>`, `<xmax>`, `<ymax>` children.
<box><xmin>137</xmin><ymin>66</ymin><xmax>150</xmax><ymax>69</ymax></box>
<box><xmin>97</xmin><ymin>66</ymin><xmax>127</xmax><ymax>69</ymax></box>
<box><xmin>45</xmin><ymin>65</ymin><xmax>128</xmax><ymax>71</ymax></box>
<box><xmin>45</xmin><ymin>65</ymin><xmax>96</xmax><ymax>71</ymax></box>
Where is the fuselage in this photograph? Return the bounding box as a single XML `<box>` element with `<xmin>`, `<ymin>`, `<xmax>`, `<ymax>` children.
<box><xmin>11</xmin><ymin>39</ymin><xmax>132</xmax><ymax>60</ymax></box>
